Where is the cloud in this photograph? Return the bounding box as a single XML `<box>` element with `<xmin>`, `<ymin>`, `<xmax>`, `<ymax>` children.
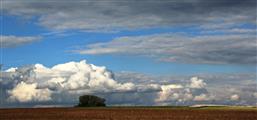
<box><xmin>0</xmin><ymin>61</ymin><xmax>256</xmax><ymax>107</ymax></box>
<box><xmin>74</xmin><ymin>33</ymin><xmax>256</xmax><ymax>64</ymax></box>
<box><xmin>2</xmin><ymin>1</ymin><xmax>255</xmax><ymax>65</ymax></box>
<box><xmin>0</xmin><ymin>60</ymin><xmax>214</xmax><ymax>106</ymax></box>
<box><xmin>2</xmin><ymin>0</ymin><xmax>255</xmax><ymax>32</ymax></box>
<box><xmin>190</xmin><ymin>77</ymin><xmax>206</xmax><ymax>89</ymax></box>
<box><xmin>194</xmin><ymin>94</ymin><xmax>210</xmax><ymax>101</ymax></box>
<box><xmin>8</xmin><ymin>81</ymin><xmax>51</xmax><ymax>102</ymax></box>
<box><xmin>230</xmin><ymin>94</ymin><xmax>240</xmax><ymax>101</ymax></box>
<box><xmin>254</xmin><ymin>93</ymin><xmax>257</xmax><ymax>98</ymax></box>
<box><xmin>156</xmin><ymin>78</ymin><xmax>211</xmax><ymax>104</ymax></box>
<box><xmin>1</xmin><ymin>35</ymin><xmax>41</xmax><ymax>48</ymax></box>
<box><xmin>200</xmin><ymin>27</ymin><xmax>257</xmax><ymax>34</ymax></box>
<box><xmin>34</xmin><ymin>60</ymin><xmax>138</xmax><ymax>93</ymax></box>
<box><xmin>156</xmin><ymin>84</ymin><xmax>184</xmax><ymax>102</ymax></box>
<box><xmin>1</xmin><ymin>60</ymin><xmax>156</xmax><ymax>104</ymax></box>
<box><xmin>115</xmin><ymin>71</ymin><xmax>257</xmax><ymax>106</ymax></box>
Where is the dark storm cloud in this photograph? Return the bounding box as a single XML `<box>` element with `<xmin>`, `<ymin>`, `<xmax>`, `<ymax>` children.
<box><xmin>2</xmin><ymin>0</ymin><xmax>256</xmax><ymax>64</ymax></box>
<box><xmin>2</xmin><ymin>0</ymin><xmax>256</xmax><ymax>31</ymax></box>
<box><xmin>75</xmin><ymin>33</ymin><xmax>257</xmax><ymax>64</ymax></box>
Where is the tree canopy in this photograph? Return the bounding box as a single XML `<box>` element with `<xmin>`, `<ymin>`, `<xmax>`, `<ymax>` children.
<box><xmin>76</xmin><ymin>95</ymin><xmax>106</xmax><ymax>107</ymax></box>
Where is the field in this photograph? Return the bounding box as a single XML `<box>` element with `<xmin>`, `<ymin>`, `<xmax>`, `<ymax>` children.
<box><xmin>0</xmin><ymin>107</ymin><xmax>257</xmax><ymax>120</ymax></box>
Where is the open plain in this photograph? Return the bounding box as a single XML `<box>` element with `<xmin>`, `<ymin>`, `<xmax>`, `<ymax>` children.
<box><xmin>0</xmin><ymin>107</ymin><xmax>256</xmax><ymax>120</ymax></box>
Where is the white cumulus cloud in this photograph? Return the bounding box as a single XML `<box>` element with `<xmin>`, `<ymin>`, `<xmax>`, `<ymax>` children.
<box><xmin>193</xmin><ymin>94</ymin><xmax>210</xmax><ymax>101</ymax></box>
<box><xmin>190</xmin><ymin>77</ymin><xmax>206</xmax><ymax>89</ymax></box>
<box><xmin>1</xmin><ymin>61</ymin><xmax>254</xmax><ymax>106</ymax></box>
<box><xmin>5</xmin><ymin>60</ymin><xmax>137</xmax><ymax>102</ymax></box>
<box><xmin>8</xmin><ymin>81</ymin><xmax>51</xmax><ymax>102</ymax></box>
<box><xmin>156</xmin><ymin>78</ymin><xmax>211</xmax><ymax>103</ymax></box>
<box><xmin>156</xmin><ymin>84</ymin><xmax>184</xmax><ymax>102</ymax></box>
<box><xmin>230</xmin><ymin>94</ymin><xmax>240</xmax><ymax>101</ymax></box>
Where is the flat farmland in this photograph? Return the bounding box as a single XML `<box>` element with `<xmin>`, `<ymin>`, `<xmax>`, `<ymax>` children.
<box><xmin>0</xmin><ymin>107</ymin><xmax>257</xmax><ymax>120</ymax></box>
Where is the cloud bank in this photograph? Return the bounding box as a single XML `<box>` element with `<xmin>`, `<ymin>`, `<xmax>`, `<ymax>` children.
<box><xmin>4</xmin><ymin>60</ymin><xmax>138</xmax><ymax>103</ymax></box>
<box><xmin>2</xmin><ymin>0</ymin><xmax>255</xmax><ymax>31</ymax></box>
<box><xmin>115</xmin><ymin>71</ymin><xmax>257</xmax><ymax>106</ymax></box>
<box><xmin>1</xmin><ymin>60</ymin><xmax>256</xmax><ymax>107</ymax></box>
<box><xmin>74</xmin><ymin>33</ymin><xmax>256</xmax><ymax>64</ymax></box>
<box><xmin>2</xmin><ymin>0</ymin><xmax>255</xmax><ymax>65</ymax></box>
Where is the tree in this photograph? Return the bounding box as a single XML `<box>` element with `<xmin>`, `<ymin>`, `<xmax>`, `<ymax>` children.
<box><xmin>76</xmin><ymin>95</ymin><xmax>106</xmax><ymax>107</ymax></box>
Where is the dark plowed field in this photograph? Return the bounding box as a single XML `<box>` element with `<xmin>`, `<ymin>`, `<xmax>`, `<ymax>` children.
<box><xmin>0</xmin><ymin>108</ymin><xmax>256</xmax><ymax>120</ymax></box>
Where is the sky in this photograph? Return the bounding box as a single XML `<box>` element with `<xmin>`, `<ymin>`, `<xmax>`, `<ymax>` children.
<box><xmin>0</xmin><ymin>0</ymin><xmax>256</xmax><ymax>107</ymax></box>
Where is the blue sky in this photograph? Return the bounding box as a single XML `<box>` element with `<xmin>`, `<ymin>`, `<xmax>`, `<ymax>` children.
<box><xmin>2</xmin><ymin>14</ymin><xmax>255</xmax><ymax>75</ymax></box>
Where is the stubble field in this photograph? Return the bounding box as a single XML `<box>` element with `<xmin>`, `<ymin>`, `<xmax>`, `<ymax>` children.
<box><xmin>0</xmin><ymin>107</ymin><xmax>256</xmax><ymax>120</ymax></box>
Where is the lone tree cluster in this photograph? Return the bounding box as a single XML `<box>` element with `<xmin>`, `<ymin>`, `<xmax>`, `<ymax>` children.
<box><xmin>77</xmin><ymin>95</ymin><xmax>106</xmax><ymax>107</ymax></box>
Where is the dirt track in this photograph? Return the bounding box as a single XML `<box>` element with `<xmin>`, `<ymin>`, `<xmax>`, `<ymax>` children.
<box><xmin>0</xmin><ymin>108</ymin><xmax>257</xmax><ymax>120</ymax></box>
